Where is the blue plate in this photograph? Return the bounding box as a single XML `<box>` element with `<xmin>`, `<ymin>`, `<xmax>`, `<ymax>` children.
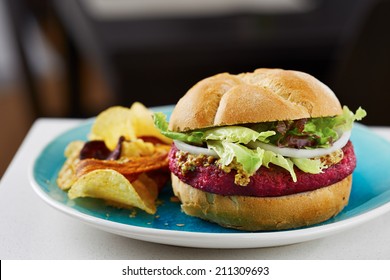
<box><xmin>29</xmin><ymin>105</ymin><xmax>390</xmax><ymax>248</ymax></box>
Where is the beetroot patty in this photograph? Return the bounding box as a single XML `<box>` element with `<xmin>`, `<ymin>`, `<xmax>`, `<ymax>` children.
<box><xmin>169</xmin><ymin>141</ymin><xmax>356</xmax><ymax>197</ymax></box>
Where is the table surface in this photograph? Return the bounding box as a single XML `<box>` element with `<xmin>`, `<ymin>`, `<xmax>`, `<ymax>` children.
<box><xmin>1</xmin><ymin>118</ymin><xmax>390</xmax><ymax>260</ymax></box>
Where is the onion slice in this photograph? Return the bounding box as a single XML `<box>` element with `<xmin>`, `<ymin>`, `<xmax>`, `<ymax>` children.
<box><xmin>248</xmin><ymin>130</ymin><xmax>351</xmax><ymax>158</ymax></box>
<box><xmin>175</xmin><ymin>130</ymin><xmax>351</xmax><ymax>159</ymax></box>
<box><xmin>174</xmin><ymin>140</ymin><xmax>218</xmax><ymax>157</ymax></box>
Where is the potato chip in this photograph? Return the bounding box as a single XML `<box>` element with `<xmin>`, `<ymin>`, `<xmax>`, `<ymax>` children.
<box><xmin>135</xmin><ymin>173</ymin><xmax>159</xmax><ymax>200</ymax></box>
<box><xmin>68</xmin><ymin>169</ymin><xmax>157</xmax><ymax>214</ymax></box>
<box><xmin>130</xmin><ymin>102</ymin><xmax>172</xmax><ymax>144</ymax></box>
<box><xmin>57</xmin><ymin>141</ymin><xmax>84</xmax><ymax>190</ymax></box>
<box><xmin>121</xmin><ymin>139</ymin><xmax>155</xmax><ymax>158</ymax></box>
<box><xmin>75</xmin><ymin>147</ymin><xmax>169</xmax><ymax>180</ymax></box>
<box><xmin>90</xmin><ymin>106</ymin><xmax>136</xmax><ymax>150</ymax></box>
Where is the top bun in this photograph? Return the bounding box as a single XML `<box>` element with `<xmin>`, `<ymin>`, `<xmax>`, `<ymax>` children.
<box><xmin>168</xmin><ymin>68</ymin><xmax>342</xmax><ymax>132</ymax></box>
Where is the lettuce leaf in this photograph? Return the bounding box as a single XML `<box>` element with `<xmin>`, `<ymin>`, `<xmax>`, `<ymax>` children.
<box><xmin>302</xmin><ymin>106</ymin><xmax>367</xmax><ymax>147</ymax></box>
<box><xmin>204</xmin><ymin>126</ymin><xmax>275</xmax><ymax>144</ymax></box>
<box><xmin>263</xmin><ymin>150</ymin><xmax>297</xmax><ymax>182</ymax></box>
<box><xmin>208</xmin><ymin>141</ymin><xmax>264</xmax><ymax>175</ymax></box>
<box><xmin>207</xmin><ymin>140</ymin><xmax>233</xmax><ymax>166</ymax></box>
<box><xmin>291</xmin><ymin>158</ymin><xmax>324</xmax><ymax>174</ymax></box>
<box><xmin>333</xmin><ymin>106</ymin><xmax>367</xmax><ymax>131</ymax></box>
<box><xmin>153</xmin><ymin>112</ymin><xmax>204</xmax><ymax>145</ymax></box>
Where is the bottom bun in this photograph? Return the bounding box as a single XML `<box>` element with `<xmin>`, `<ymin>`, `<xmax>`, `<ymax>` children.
<box><xmin>171</xmin><ymin>174</ymin><xmax>352</xmax><ymax>231</ymax></box>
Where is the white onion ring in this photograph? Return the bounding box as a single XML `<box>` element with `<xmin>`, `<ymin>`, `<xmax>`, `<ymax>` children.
<box><xmin>175</xmin><ymin>130</ymin><xmax>351</xmax><ymax>159</ymax></box>
<box><xmin>174</xmin><ymin>140</ymin><xmax>218</xmax><ymax>157</ymax></box>
<box><xmin>248</xmin><ymin>130</ymin><xmax>351</xmax><ymax>158</ymax></box>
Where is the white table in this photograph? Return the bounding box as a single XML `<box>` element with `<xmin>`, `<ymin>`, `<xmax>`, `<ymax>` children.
<box><xmin>1</xmin><ymin>118</ymin><xmax>390</xmax><ymax>259</ymax></box>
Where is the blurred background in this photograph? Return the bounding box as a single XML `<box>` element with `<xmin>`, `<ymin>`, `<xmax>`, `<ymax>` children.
<box><xmin>1</xmin><ymin>0</ymin><xmax>389</xmax><ymax>177</ymax></box>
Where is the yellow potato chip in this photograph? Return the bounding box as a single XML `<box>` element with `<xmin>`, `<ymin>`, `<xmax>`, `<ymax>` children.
<box><xmin>68</xmin><ymin>169</ymin><xmax>156</xmax><ymax>214</ymax></box>
<box><xmin>121</xmin><ymin>139</ymin><xmax>155</xmax><ymax>158</ymax></box>
<box><xmin>90</xmin><ymin>106</ymin><xmax>136</xmax><ymax>150</ymax></box>
<box><xmin>135</xmin><ymin>173</ymin><xmax>159</xmax><ymax>200</ymax></box>
<box><xmin>130</xmin><ymin>102</ymin><xmax>172</xmax><ymax>144</ymax></box>
<box><xmin>57</xmin><ymin>141</ymin><xmax>84</xmax><ymax>190</ymax></box>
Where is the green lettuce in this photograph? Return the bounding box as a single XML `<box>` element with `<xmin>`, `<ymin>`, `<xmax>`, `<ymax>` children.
<box><xmin>303</xmin><ymin>106</ymin><xmax>367</xmax><ymax>147</ymax></box>
<box><xmin>153</xmin><ymin>112</ymin><xmax>204</xmax><ymax>145</ymax></box>
<box><xmin>291</xmin><ymin>158</ymin><xmax>325</xmax><ymax>174</ymax></box>
<box><xmin>208</xmin><ymin>141</ymin><xmax>264</xmax><ymax>176</ymax></box>
<box><xmin>263</xmin><ymin>150</ymin><xmax>297</xmax><ymax>182</ymax></box>
<box><xmin>204</xmin><ymin>126</ymin><xmax>275</xmax><ymax>144</ymax></box>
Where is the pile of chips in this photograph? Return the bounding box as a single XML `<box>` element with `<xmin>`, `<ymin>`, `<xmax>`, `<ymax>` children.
<box><xmin>57</xmin><ymin>102</ymin><xmax>172</xmax><ymax>214</ymax></box>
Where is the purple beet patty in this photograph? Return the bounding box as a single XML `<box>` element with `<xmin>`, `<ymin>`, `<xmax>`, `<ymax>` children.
<box><xmin>169</xmin><ymin>141</ymin><xmax>356</xmax><ymax>197</ymax></box>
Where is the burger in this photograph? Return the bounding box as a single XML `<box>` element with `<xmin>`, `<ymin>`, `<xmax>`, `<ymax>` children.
<box><xmin>154</xmin><ymin>68</ymin><xmax>366</xmax><ymax>231</ymax></box>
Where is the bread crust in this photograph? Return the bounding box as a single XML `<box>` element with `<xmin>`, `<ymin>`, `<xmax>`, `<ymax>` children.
<box><xmin>169</xmin><ymin>68</ymin><xmax>342</xmax><ymax>132</ymax></box>
<box><xmin>171</xmin><ymin>174</ymin><xmax>352</xmax><ymax>231</ymax></box>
